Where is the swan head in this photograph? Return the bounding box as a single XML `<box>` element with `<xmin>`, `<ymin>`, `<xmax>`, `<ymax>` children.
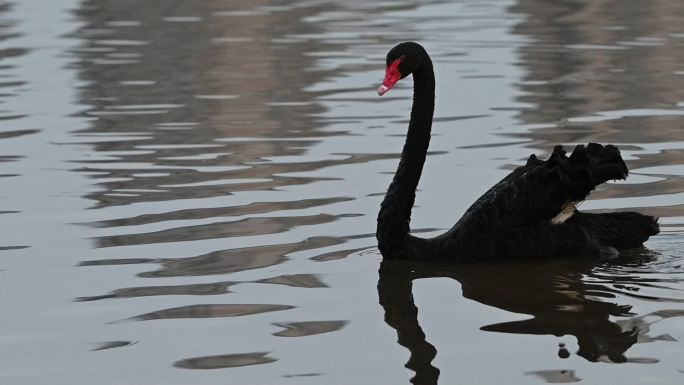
<box><xmin>378</xmin><ymin>42</ymin><xmax>426</xmax><ymax>96</ymax></box>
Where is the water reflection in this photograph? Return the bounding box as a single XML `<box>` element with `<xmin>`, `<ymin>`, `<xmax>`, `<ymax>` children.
<box><xmin>272</xmin><ymin>320</ymin><xmax>348</xmax><ymax>337</ymax></box>
<box><xmin>122</xmin><ymin>303</ymin><xmax>294</xmax><ymax>322</ymax></box>
<box><xmin>137</xmin><ymin>236</ymin><xmax>345</xmax><ymax>277</ymax></box>
<box><xmin>90</xmin><ymin>197</ymin><xmax>352</xmax><ymax>228</ymax></box>
<box><xmin>378</xmin><ymin>251</ymin><xmax>684</xmax><ymax>384</ymax></box>
<box><xmin>95</xmin><ymin>213</ymin><xmax>356</xmax><ymax>248</ymax></box>
<box><xmin>0</xmin><ymin>1</ymin><xmax>30</xmax><ymax>253</ymax></box>
<box><xmin>0</xmin><ymin>0</ymin><xmax>680</xmax><ymax>383</ymax></box>
<box><xmin>91</xmin><ymin>340</ymin><xmax>138</xmax><ymax>352</ymax></box>
<box><xmin>70</xmin><ymin>0</ymin><xmax>355</xmax><ymax>211</ymax></box>
<box><xmin>75</xmin><ymin>280</ymin><xmax>236</xmax><ymax>301</ymax></box>
<box><xmin>512</xmin><ymin>0</ymin><xmax>684</xmax><ymax>128</ymax></box>
<box><xmin>68</xmin><ymin>4</ymin><xmax>381</xmax><ymax>363</ymax></box>
<box><xmin>174</xmin><ymin>351</ymin><xmax>276</xmax><ymax>370</ymax></box>
<box><xmin>75</xmin><ymin>273</ymin><xmax>326</xmax><ymax>301</ymax></box>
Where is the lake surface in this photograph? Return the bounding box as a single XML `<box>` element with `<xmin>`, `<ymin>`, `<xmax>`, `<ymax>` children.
<box><xmin>1</xmin><ymin>1</ymin><xmax>683</xmax><ymax>384</ymax></box>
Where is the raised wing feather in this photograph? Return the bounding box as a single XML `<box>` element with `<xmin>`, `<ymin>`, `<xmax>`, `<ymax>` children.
<box><xmin>449</xmin><ymin>143</ymin><xmax>628</xmax><ymax>238</ymax></box>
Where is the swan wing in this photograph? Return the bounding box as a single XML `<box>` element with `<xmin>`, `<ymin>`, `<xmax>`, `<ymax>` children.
<box><xmin>453</xmin><ymin>143</ymin><xmax>628</xmax><ymax>233</ymax></box>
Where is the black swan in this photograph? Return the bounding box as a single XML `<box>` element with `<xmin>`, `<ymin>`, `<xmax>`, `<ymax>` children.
<box><xmin>376</xmin><ymin>42</ymin><xmax>659</xmax><ymax>260</ymax></box>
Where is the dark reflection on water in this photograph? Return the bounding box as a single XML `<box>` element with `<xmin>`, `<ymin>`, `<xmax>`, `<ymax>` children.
<box><xmin>379</xmin><ymin>248</ymin><xmax>684</xmax><ymax>384</ymax></box>
<box><xmin>137</xmin><ymin>236</ymin><xmax>345</xmax><ymax>278</ymax></box>
<box><xmin>90</xmin><ymin>197</ymin><xmax>352</xmax><ymax>228</ymax></box>
<box><xmin>0</xmin><ymin>2</ymin><xmax>28</xmax><ymax>252</ymax></box>
<box><xmin>256</xmin><ymin>273</ymin><xmax>328</xmax><ymax>288</ymax></box>
<box><xmin>309</xmin><ymin>246</ymin><xmax>372</xmax><ymax>262</ymax></box>
<box><xmin>95</xmin><ymin>213</ymin><xmax>357</xmax><ymax>248</ymax></box>
<box><xmin>91</xmin><ymin>340</ymin><xmax>138</xmax><ymax>352</ymax></box>
<box><xmin>75</xmin><ymin>280</ymin><xmax>236</xmax><ymax>301</ymax></box>
<box><xmin>272</xmin><ymin>320</ymin><xmax>348</xmax><ymax>337</ymax></box>
<box><xmin>76</xmin><ymin>273</ymin><xmax>326</xmax><ymax>302</ymax></box>
<box><xmin>122</xmin><ymin>303</ymin><xmax>295</xmax><ymax>322</ymax></box>
<box><xmin>174</xmin><ymin>351</ymin><xmax>277</xmax><ymax>370</ymax></box>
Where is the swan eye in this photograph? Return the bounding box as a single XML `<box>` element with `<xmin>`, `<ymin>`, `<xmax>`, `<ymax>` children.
<box><xmin>399</xmin><ymin>55</ymin><xmax>406</xmax><ymax>61</ymax></box>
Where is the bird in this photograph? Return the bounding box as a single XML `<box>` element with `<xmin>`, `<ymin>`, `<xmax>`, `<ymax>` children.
<box><xmin>375</xmin><ymin>42</ymin><xmax>659</xmax><ymax>260</ymax></box>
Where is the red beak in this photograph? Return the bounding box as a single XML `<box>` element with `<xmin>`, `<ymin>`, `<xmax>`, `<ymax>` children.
<box><xmin>377</xmin><ymin>58</ymin><xmax>403</xmax><ymax>96</ymax></box>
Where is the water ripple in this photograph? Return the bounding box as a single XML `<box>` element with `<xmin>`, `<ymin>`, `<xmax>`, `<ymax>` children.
<box><xmin>121</xmin><ymin>303</ymin><xmax>294</xmax><ymax>323</ymax></box>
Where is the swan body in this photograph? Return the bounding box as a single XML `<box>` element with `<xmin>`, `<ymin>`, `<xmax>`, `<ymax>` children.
<box><xmin>376</xmin><ymin>42</ymin><xmax>659</xmax><ymax>260</ymax></box>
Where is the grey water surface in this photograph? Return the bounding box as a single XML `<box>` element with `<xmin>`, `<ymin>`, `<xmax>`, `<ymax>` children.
<box><xmin>1</xmin><ymin>1</ymin><xmax>683</xmax><ymax>384</ymax></box>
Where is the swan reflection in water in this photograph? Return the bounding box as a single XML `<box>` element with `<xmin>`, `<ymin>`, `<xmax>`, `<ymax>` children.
<box><xmin>377</xmin><ymin>251</ymin><xmax>684</xmax><ymax>385</ymax></box>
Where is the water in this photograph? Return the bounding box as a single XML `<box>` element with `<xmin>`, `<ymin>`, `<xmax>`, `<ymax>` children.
<box><xmin>0</xmin><ymin>0</ymin><xmax>683</xmax><ymax>384</ymax></box>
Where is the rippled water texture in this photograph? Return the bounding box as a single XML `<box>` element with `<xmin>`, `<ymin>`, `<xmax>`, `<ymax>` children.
<box><xmin>1</xmin><ymin>1</ymin><xmax>683</xmax><ymax>384</ymax></box>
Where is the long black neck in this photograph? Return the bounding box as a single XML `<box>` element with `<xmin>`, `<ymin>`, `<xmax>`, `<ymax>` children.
<box><xmin>377</xmin><ymin>54</ymin><xmax>435</xmax><ymax>259</ymax></box>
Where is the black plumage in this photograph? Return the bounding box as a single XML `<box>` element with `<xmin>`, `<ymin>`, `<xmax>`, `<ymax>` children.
<box><xmin>376</xmin><ymin>42</ymin><xmax>659</xmax><ymax>260</ymax></box>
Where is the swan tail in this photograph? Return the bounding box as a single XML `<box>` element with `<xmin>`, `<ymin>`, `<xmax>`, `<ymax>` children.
<box><xmin>569</xmin><ymin>212</ymin><xmax>660</xmax><ymax>250</ymax></box>
<box><xmin>484</xmin><ymin>212</ymin><xmax>658</xmax><ymax>259</ymax></box>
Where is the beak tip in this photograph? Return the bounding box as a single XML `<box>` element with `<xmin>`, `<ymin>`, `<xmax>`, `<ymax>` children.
<box><xmin>377</xmin><ymin>85</ymin><xmax>389</xmax><ymax>96</ymax></box>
